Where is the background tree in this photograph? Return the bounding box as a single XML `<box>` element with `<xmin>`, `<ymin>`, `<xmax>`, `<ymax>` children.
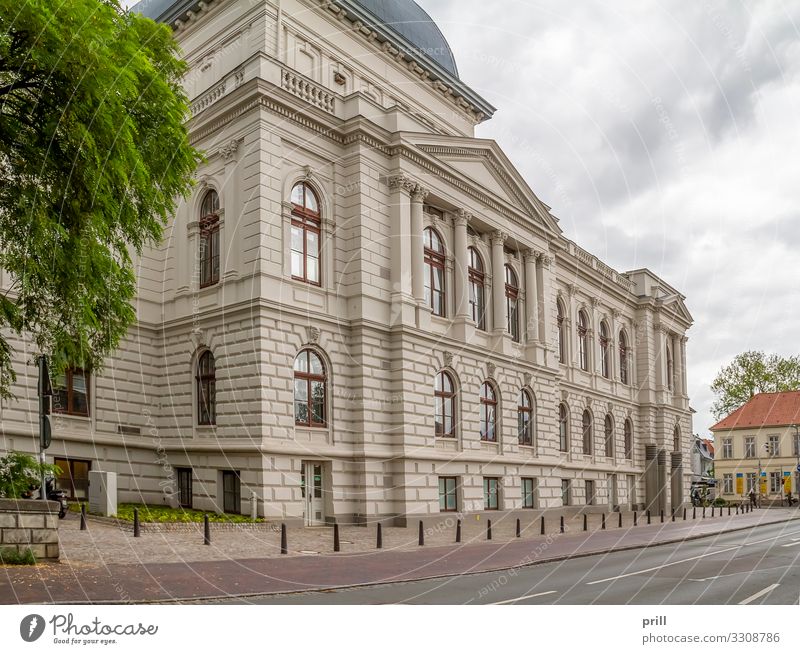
<box><xmin>0</xmin><ymin>0</ymin><xmax>200</xmax><ymax>397</ymax></box>
<box><xmin>711</xmin><ymin>351</ymin><xmax>800</xmax><ymax>419</ymax></box>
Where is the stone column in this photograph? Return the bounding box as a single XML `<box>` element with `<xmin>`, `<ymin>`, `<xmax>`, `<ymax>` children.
<box><xmin>538</xmin><ymin>254</ymin><xmax>555</xmax><ymax>368</ymax></box>
<box><xmin>388</xmin><ymin>175</ymin><xmax>415</xmax><ymax>326</ymax></box>
<box><xmin>672</xmin><ymin>334</ymin><xmax>682</xmax><ymax>396</ymax></box>
<box><xmin>453</xmin><ymin>210</ymin><xmax>470</xmax><ymax>320</ymax></box>
<box><xmin>654</xmin><ymin>325</ymin><xmax>667</xmax><ymax>391</ymax></box>
<box><xmin>410</xmin><ymin>184</ymin><xmax>429</xmax><ymax>306</ymax></box>
<box><xmin>524</xmin><ymin>250</ymin><xmax>539</xmax><ymax>344</ymax></box>
<box><xmin>680</xmin><ymin>337</ymin><xmax>689</xmax><ymax>398</ymax></box>
<box><xmin>491</xmin><ymin>231</ymin><xmax>507</xmax><ymax>335</ymax></box>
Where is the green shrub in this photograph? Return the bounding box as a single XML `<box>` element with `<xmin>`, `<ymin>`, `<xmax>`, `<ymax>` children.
<box><xmin>111</xmin><ymin>503</ymin><xmax>263</xmax><ymax>524</ymax></box>
<box><xmin>0</xmin><ymin>452</ymin><xmax>61</xmax><ymax>499</ymax></box>
<box><xmin>713</xmin><ymin>497</ymin><xmax>727</xmax><ymax>507</ymax></box>
<box><xmin>0</xmin><ymin>547</ymin><xmax>36</xmax><ymax>565</ymax></box>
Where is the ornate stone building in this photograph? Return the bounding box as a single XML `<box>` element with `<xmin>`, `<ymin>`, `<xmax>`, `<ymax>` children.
<box><xmin>0</xmin><ymin>0</ymin><xmax>693</xmax><ymax>525</ymax></box>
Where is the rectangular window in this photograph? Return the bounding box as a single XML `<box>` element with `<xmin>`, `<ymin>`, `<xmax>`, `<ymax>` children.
<box><xmin>484</xmin><ymin>477</ymin><xmax>500</xmax><ymax>510</ymax></box>
<box><xmin>54</xmin><ymin>458</ymin><xmax>91</xmax><ymax>501</ymax></box>
<box><xmin>177</xmin><ymin>468</ymin><xmax>193</xmax><ymax>509</ymax></box>
<box><xmin>222</xmin><ymin>470</ymin><xmax>241</xmax><ymax>514</ymax></box>
<box><xmin>561</xmin><ymin>479</ymin><xmax>571</xmax><ymax>507</ymax></box>
<box><xmin>746</xmin><ymin>472</ymin><xmax>757</xmax><ymax>493</ymax></box>
<box><xmin>52</xmin><ymin>368</ymin><xmax>90</xmax><ymax>417</ymax></box>
<box><xmin>439</xmin><ymin>477</ymin><xmax>458</xmax><ymax>512</ymax></box>
<box><xmin>723</xmin><ymin>474</ymin><xmax>733</xmax><ymax>495</ymax></box>
<box><xmin>585</xmin><ymin>480</ymin><xmax>595</xmax><ymax>506</ymax></box>
<box><xmin>768</xmin><ymin>434</ymin><xmax>780</xmax><ymax>456</ymax></box>
<box><xmin>722</xmin><ymin>438</ymin><xmax>732</xmax><ymax>459</ymax></box>
<box><xmin>770</xmin><ymin>472</ymin><xmax>783</xmax><ymax>494</ymax></box>
<box><xmin>744</xmin><ymin>437</ymin><xmax>756</xmax><ymax>459</ymax></box>
<box><xmin>521</xmin><ymin>478</ymin><xmax>536</xmax><ymax>509</ymax></box>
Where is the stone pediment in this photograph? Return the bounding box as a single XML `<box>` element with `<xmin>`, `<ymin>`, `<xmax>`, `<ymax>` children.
<box><xmin>657</xmin><ymin>294</ymin><xmax>694</xmax><ymax>325</ymax></box>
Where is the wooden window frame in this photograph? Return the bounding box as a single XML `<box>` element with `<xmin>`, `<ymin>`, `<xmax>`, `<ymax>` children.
<box><xmin>53</xmin><ymin>457</ymin><xmax>91</xmax><ymax>501</ymax></box>
<box><xmin>483</xmin><ymin>477</ymin><xmax>500</xmax><ymax>511</ymax></box>
<box><xmin>505</xmin><ymin>265</ymin><xmax>520</xmax><ymax>342</ymax></box>
<box><xmin>521</xmin><ymin>477</ymin><xmax>536</xmax><ymax>509</ymax></box>
<box><xmin>424</xmin><ymin>227</ymin><xmax>446</xmax><ymax>317</ymax></box>
<box><xmin>439</xmin><ymin>476</ymin><xmax>458</xmax><ymax>512</ymax></box>
<box><xmin>222</xmin><ymin>470</ymin><xmax>241</xmax><ymax>514</ymax></box>
<box><xmin>599</xmin><ymin>322</ymin><xmax>610</xmax><ymax>379</ymax></box>
<box><xmin>199</xmin><ymin>190</ymin><xmax>221</xmax><ymax>289</ymax></box>
<box><xmin>624</xmin><ymin>419</ymin><xmax>633</xmax><ymax>460</ymax></box>
<box><xmin>518</xmin><ymin>390</ymin><xmax>533</xmax><ymax>446</ymax></box>
<box><xmin>52</xmin><ymin>367</ymin><xmax>90</xmax><ymax>417</ymax></box>
<box><xmin>294</xmin><ymin>350</ymin><xmax>327</xmax><ymax>428</ymax></box>
<box><xmin>177</xmin><ymin>468</ymin><xmax>193</xmax><ymax>509</ymax></box>
<box><xmin>619</xmin><ymin>331</ymin><xmax>629</xmax><ymax>385</ymax></box>
<box><xmin>582</xmin><ymin>409</ymin><xmax>593</xmax><ymax>455</ymax></box>
<box><xmin>480</xmin><ymin>382</ymin><xmax>498</xmax><ymax>443</ymax></box>
<box><xmin>585</xmin><ymin>479</ymin><xmax>595</xmax><ymax>506</ymax></box>
<box><xmin>557</xmin><ymin>301</ymin><xmax>567</xmax><ymax>364</ymax></box>
<box><xmin>468</xmin><ymin>247</ymin><xmax>486</xmax><ymax>330</ymax></box>
<box><xmin>558</xmin><ymin>403</ymin><xmax>569</xmax><ymax>452</ymax></box>
<box><xmin>578</xmin><ymin>311</ymin><xmax>589</xmax><ymax>371</ymax></box>
<box><xmin>435</xmin><ymin>371</ymin><xmax>456</xmax><ymax>438</ymax></box>
<box><xmin>290</xmin><ymin>182</ymin><xmax>322</xmax><ymax>287</ymax></box>
<box><xmin>196</xmin><ymin>351</ymin><xmax>216</xmax><ymax>426</ymax></box>
<box><xmin>604</xmin><ymin>414</ymin><xmax>614</xmax><ymax>458</ymax></box>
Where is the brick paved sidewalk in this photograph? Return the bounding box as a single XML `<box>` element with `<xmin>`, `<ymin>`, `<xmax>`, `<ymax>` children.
<box><xmin>1</xmin><ymin>507</ymin><xmax>796</xmax><ymax>604</ymax></box>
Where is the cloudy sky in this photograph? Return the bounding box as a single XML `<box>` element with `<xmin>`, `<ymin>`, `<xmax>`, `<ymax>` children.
<box><xmin>125</xmin><ymin>0</ymin><xmax>800</xmax><ymax>435</ymax></box>
<box><xmin>416</xmin><ymin>0</ymin><xmax>800</xmax><ymax>435</ymax></box>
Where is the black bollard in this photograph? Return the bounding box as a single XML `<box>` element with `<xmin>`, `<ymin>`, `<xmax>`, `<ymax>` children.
<box><xmin>660</xmin><ymin>510</ymin><xmax>664</xmax><ymax>523</ymax></box>
<box><xmin>376</xmin><ymin>523</ymin><xmax>383</xmax><ymax>550</ymax></box>
<box><xmin>583</xmin><ymin>514</ymin><xmax>588</xmax><ymax>532</ymax></box>
<box><xmin>203</xmin><ymin>514</ymin><xmax>211</xmax><ymax>546</ymax></box>
<box><xmin>693</xmin><ymin>506</ymin><xmax>696</xmax><ymax>520</ymax></box>
<box><xmin>712</xmin><ymin>506</ymin><xmax>715</xmax><ymax>518</ymax></box>
<box><xmin>736</xmin><ymin>504</ymin><xmax>739</xmax><ymax>515</ymax></box>
<box><xmin>334</xmin><ymin>523</ymin><xmax>341</xmax><ymax>552</ymax></box>
<box><xmin>602</xmin><ymin>514</ymin><xmax>606</xmax><ymax>530</ymax></box>
<box><xmin>671</xmin><ymin>510</ymin><xmax>675</xmax><ymax>522</ymax></box>
<box><xmin>281</xmin><ymin>523</ymin><xmax>288</xmax><ymax>555</ymax></box>
<box><xmin>541</xmin><ymin>516</ymin><xmax>545</xmax><ymax>535</ymax></box>
<box><xmin>133</xmin><ymin>508</ymin><xmax>141</xmax><ymax>538</ymax></box>
<box><xmin>487</xmin><ymin>519</ymin><xmax>492</xmax><ymax>541</ymax></box>
<box><xmin>728</xmin><ymin>505</ymin><xmax>731</xmax><ymax>516</ymax></box>
<box><xmin>560</xmin><ymin>515</ymin><xmax>565</xmax><ymax>533</ymax></box>
<box><xmin>418</xmin><ymin>521</ymin><xmax>424</xmax><ymax>547</ymax></box>
<box><xmin>647</xmin><ymin>510</ymin><xmax>651</xmax><ymax>525</ymax></box>
<box><xmin>516</xmin><ymin>518</ymin><xmax>521</xmax><ymax>538</ymax></box>
<box><xmin>80</xmin><ymin>503</ymin><xmax>87</xmax><ymax>531</ymax></box>
<box><xmin>683</xmin><ymin>507</ymin><xmax>687</xmax><ymax>521</ymax></box>
<box><xmin>634</xmin><ymin>511</ymin><xmax>638</xmax><ymax>526</ymax></box>
<box><xmin>456</xmin><ymin>519</ymin><xmax>462</xmax><ymax>543</ymax></box>
<box><xmin>619</xmin><ymin>512</ymin><xmax>623</xmax><ymax>529</ymax></box>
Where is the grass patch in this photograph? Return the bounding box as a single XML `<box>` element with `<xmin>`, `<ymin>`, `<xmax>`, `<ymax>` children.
<box><xmin>112</xmin><ymin>503</ymin><xmax>263</xmax><ymax>524</ymax></box>
<box><xmin>0</xmin><ymin>547</ymin><xmax>36</xmax><ymax>565</ymax></box>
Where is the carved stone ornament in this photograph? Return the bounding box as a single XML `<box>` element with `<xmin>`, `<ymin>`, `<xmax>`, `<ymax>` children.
<box><xmin>219</xmin><ymin>139</ymin><xmax>241</xmax><ymax>161</ymax></box>
<box><xmin>491</xmin><ymin>230</ymin><xmax>508</xmax><ymax>246</ymax></box>
<box><xmin>307</xmin><ymin>326</ymin><xmax>321</xmax><ymax>344</ymax></box>
<box><xmin>455</xmin><ymin>208</ymin><xmax>472</xmax><ymax>227</ymax></box>
<box><xmin>487</xmin><ymin>362</ymin><xmax>496</xmax><ymax>378</ymax></box>
<box><xmin>443</xmin><ymin>351</ymin><xmax>454</xmax><ymax>368</ymax></box>
<box><xmin>387</xmin><ymin>174</ymin><xmax>416</xmax><ymax>194</ymax></box>
<box><xmin>523</xmin><ymin>372</ymin><xmax>532</xmax><ymax>387</ymax></box>
<box><xmin>189</xmin><ymin>328</ymin><xmax>206</xmax><ymax>352</ymax></box>
<box><xmin>411</xmin><ymin>183</ymin><xmax>430</xmax><ymax>203</ymax></box>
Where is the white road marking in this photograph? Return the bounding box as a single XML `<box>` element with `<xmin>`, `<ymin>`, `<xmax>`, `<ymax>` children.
<box><xmin>781</xmin><ymin>542</ymin><xmax>800</xmax><ymax>547</ymax></box>
<box><xmin>586</xmin><ymin>529</ymin><xmax>800</xmax><ymax>586</ymax></box>
<box><xmin>491</xmin><ymin>591</ymin><xmax>557</xmax><ymax>605</ymax></box>
<box><xmin>739</xmin><ymin>584</ymin><xmax>780</xmax><ymax>605</ymax></box>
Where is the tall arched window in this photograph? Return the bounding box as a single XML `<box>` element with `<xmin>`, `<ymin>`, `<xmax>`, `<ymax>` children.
<box><xmin>582</xmin><ymin>409</ymin><xmax>593</xmax><ymax>455</ymax></box>
<box><xmin>558</xmin><ymin>403</ymin><xmax>569</xmax><ymax>452</ymax></box>
<box><xmin>604</xmin><ymin>414</ymin><xmax>614</xmax><ymax>458</ymax></box>
<box><xmin>619</xmin><ymin>330</ymin><xmax>629</xmax><ymax>385</ymax></box>
<box><xmin>666</xmin><ymin>341</ymin><xmax>674</xmax><ymax>391</ymax></box>
<box><xmin>673</xmin><ymin>425</ymin><xmax>681</xmax><ymax>451</ymax></box>
<box><xmin>480</xmin><ymin>382</ymin><xmax>498</xmax><ymax>442</ymax></box>
<box><xmin>578</xmin><ymin>311</ymin><xmax>590</xmax><ymax>371</ymax></box>
<box><xmin>518</xmin><ymin>390</ymin><xmax>534</xmax><ymax>446</ymax></box>
<box><xmin>196</xmin><ymin>351</ymin><xmax>216</xmax><ymax>426</ymax></box>
<box><xmin>294</xmin><ymin>349</ymin><xmax>327</xmax><ymax>427</ymax></box>
<box><xmin>624</xmin><ymin>418</ymin><xmax>633</xmax><ymax>459</ymax></box>
<box><xmin>468</xmin><ymin>247</ymin><xmax>486</xmax><ymax>330</ymax></box>
<box><xmin>505</xmin><ymin>265</ymin><xmax>520</xmax><ymax>342</ymax></box>
<box><xmin>557</xmin><ymin>300</ymin><xmax>567</xmax><ymax>364</ymax></box>
<box><xmin>199</xmin><ymin>190</ymin><xmax>220</xmax><ymax>288</ymax></box>
<box><xmin>290</xmin><ymin>182</ymin><xmax>322</xmax><ymax>285</ymax></box>
<box><xmin>599</xmin><ymin>321</ymin><xmax>610</xmax><ymax>379</ymax></box>
<box><xmin>424</xmin><ymin>228</ymin><xmax>446</xmax><ymax>317</ymax></box>
<box><xmin>435</xmin><ymin>371</ymin><xmax>456</xmax><ymax>438</ymax></box>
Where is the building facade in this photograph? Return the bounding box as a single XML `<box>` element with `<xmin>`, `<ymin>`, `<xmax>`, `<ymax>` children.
<box><xmin>0</xmin><ymin>0</ymin><xmax>693</xmax><ymax>525</ymax></box>
<box><xmin>712</xmin><ymin>392</ymin><xmax>800</xmax><ymax>504</ymax></box>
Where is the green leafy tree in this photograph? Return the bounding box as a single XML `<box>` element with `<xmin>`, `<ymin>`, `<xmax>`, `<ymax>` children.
<box><xmin>0</xmin><ymin>0</ymin><xmax>200</xmax><ymax>397</ymax></box>
<box><xmin>711</xmin><ymin>351</ymin><xmax>800</xmax><ymax>419</ymax></box>
<box><xmin>0</xmin><ymin>452</ymin><xmax>60</xmax><ymax>498</ymax></box>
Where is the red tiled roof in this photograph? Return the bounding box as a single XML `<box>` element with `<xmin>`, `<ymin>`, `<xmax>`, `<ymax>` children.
<box><xmin>710</xmin><ymin>391</ymin><xmax>800</xmax><ymax>431</ymax></box>
<box><xmin>702</xmin><ymin>439</ymin><xmax>715</xmax><ymax>455</ymax></box>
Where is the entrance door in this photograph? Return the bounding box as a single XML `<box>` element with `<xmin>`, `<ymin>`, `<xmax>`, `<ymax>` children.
<box><xmin>303</xmin><ymin>462</ymin><xmax>325</xmax><ymax>526</ymax></box>
<box><xmin>222</xmin><ymin>471</ymin><xmax>241</xmax><ymax>514</ymax></box>
<box><xmin>54</xmin><ymin>458</ymin><xmax>91</xmax><ymax>501</ymax></box>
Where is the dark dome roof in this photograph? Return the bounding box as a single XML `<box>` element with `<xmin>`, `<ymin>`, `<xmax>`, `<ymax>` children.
<box><xmin>129</xmin><ymin>0</ymin><xmax>459</xmax><ymax>78</ymax></box>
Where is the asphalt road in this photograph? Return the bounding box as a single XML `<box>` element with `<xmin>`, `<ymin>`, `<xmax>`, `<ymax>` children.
<box><xmin>208</xmin><ymin>520</ymin><xmax>800</xmax><ymax>605</ymax></box>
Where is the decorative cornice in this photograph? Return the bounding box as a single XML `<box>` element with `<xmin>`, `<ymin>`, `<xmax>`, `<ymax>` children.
<box><xmin>218</xmin><ymin>138</ymin><xmax>242</xmax><ymax>161</ymax></box>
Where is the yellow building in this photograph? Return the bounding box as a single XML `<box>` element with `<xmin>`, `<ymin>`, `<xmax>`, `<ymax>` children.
<box><xmin>711</xmin><ymin>392</ymin><xmax>800</xmax><ymax>505</ymax></box>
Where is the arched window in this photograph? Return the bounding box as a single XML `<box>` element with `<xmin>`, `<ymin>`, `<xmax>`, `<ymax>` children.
<box><xmin>294</xmin><ymin>349</ymin><xmax>327</xmax><ymax>427</ymax></box>
<box><xmin>196</xmin><ymin>351</ymin><xmax>216</xmax><ymax>426</ymax></box>
<box><xmin>582</xmin><ymin>409</ymin><xmax>593</xmax><ymax>455</ymax></box>
<box><xmin>599</xmin><ymin>321</ymin><xmax>610</xmax><ymax>379</ymax></box>
<box><xmin>290</xmin><ymin>182</ymin><xmax>322</xmax><ymax>285</ymax></box>
<box><xmin>435</xmin><ymin>371</ymin><xmax>456</xmax><ymax>438</ymax></box>
<box><xmin>604</xmin><ymin>414</ymin><xmax>614</xmax><ymax>458</ymax></box>
<box><xmin>666</xmin><ymin>341</ymin><xmax>674</xmax><ymax>391</ymax></box>
<box><xmin>578</xmin><ymin>311</ymin><xmax>590</xmax><ymax>371</ymax></box>
<box><xmin>468</xmin><ymin>247</ymin><xmax>486</xmax><ymax>330</ymax></box>
<box><xmin>556</xmin><ymin>300</ymin><xmax>567</xmax><ymax>364</ymax></box>
<box><xmin>199</xmin><ymin>190</ymin><xmax>220</xmax><ymax>288</ymax></box>
<box><xmin>619</xmin><ymin>330</ymin><xmax>629</xmax><ymax>385</ymax></box>
<box><xmin>558</xmin><ymin>403</ymin><xmax>569</xmax><ymax>452</ymax></box>
<box><xmin>424</xmin><ymin>228</ymin><xmax>446</xmax><ymax>317</ymax></box>
<box><xmin>624</xmin><ymin>419</ymin><xmax>633</xmax><ymax>459</ymax></box>
<box><xmin>480</xmin><ymin>382</ymin><xmax>498</xmax><ymax>442</ymax></box>
<box><xmin>505</xmin><ymin>265</ymin><xmax>520</xmax><ymax>342</ymax></box>
<box><xmin>673</xmin><ymin>425</ymin><xmax>681</xmax><ymax>451</ymax></box>
<box><xmin>518</xmin><ymin>390</ymin><xmax>534</xmax><ymax>446</ymax></box>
